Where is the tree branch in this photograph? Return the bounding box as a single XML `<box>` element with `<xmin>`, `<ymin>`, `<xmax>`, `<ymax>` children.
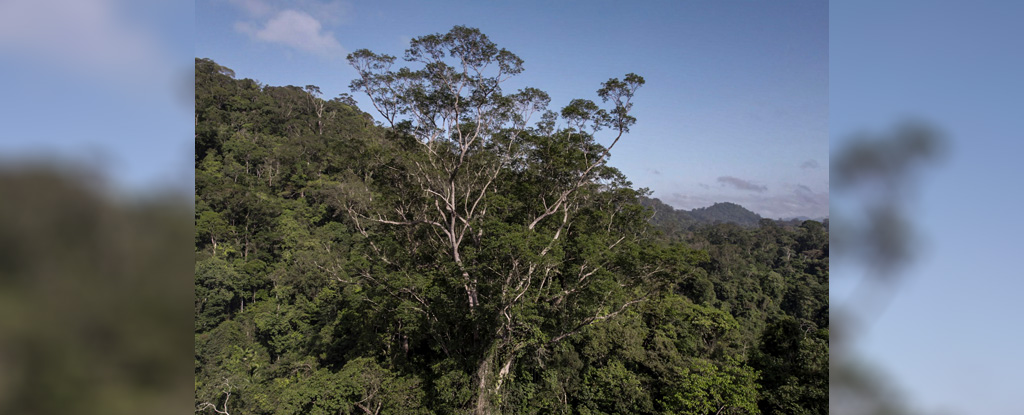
<box><xmin>548</xmin><ymin>296</ymin><xmax>648</xmax><ymax>345</ymax></box>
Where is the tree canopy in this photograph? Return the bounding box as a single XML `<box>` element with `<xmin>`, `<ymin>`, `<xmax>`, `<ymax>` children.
<box><xmin>195</xmin><ymin>26</ymin><xmax>828</xmax><ymax>415</ymax></box>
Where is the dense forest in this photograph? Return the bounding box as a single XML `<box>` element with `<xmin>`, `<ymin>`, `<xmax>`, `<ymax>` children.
<box><xmin>194</xmin><ymin>27</ymin><xmax>827</xmax><ymax>415</ymax></box>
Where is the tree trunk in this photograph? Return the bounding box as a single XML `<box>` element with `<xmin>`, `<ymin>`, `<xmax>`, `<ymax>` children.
<box><xmin>474</xmin><ymin>350</ymin><xmax>493</xmax><ymax>415</ymax></box>
<box><xmin>473</xmin><ymin>343</ymin><xmax>515</xmax><ymax>415</ymax></box>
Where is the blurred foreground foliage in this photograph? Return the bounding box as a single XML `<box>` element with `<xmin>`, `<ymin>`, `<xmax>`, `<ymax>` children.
<box><xmin>830</xmin><ymin>121</ymin><xmax>947</xmax><ymax>415</ymax></box>
<box><xmin>0</xmin><ymin>165</ymin><xmax>193</xmax><ymax>415</ymax></box>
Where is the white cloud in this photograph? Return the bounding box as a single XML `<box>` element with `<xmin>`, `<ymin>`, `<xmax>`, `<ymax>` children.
<box><xmin>235</xmin><ymin>9</ymin><xmax>344</xmax><ymax>57</ymax></box>
<box><xmin>0</xmin><ymin>0</ymin><xmax>172</xmax><ymax>86</ymax></box>
<box><xmin>227</xmin><ymin>1</ymin><xmax>351</xmax><ymax>56</ymax></box>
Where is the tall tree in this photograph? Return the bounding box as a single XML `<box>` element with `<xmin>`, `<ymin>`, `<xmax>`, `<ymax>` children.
<box><xmin>345</xmin><ymin>26</ymin><xmax>650</xmax><ymax>414</ymax></box>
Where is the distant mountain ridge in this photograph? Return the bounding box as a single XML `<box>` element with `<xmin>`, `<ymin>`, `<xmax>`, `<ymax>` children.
<box><xmin>640</xmin><ymin>197</ymin><xmax>829</xmax><ymax>235</ymax></box>
<box><xmin>688</xmin><ymin>201</ymin><xmax>763</xmax><ymax>225</ymax></box>
<box><xmin>639</xmin><ymin>197</ymin><xmax>763</xmax><ymax>229</ymax></box>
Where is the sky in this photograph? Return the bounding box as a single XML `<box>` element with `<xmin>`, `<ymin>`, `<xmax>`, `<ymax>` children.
<box><xmin>831</xmin><ymin>1</ymin><xmax>1024</xmax><ymax>413</ymax></box>
<box><xmin>196</xmin><ymin>0</ymin><xmax>829</xmax><ymax>219</ymax></box>
<box><xmin>0</xmin><ymin>0</ymin><xmax>194</xmax><ymax>193</ymax></box>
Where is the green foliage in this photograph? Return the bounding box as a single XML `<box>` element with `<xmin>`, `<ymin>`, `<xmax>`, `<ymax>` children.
<box><xmin>660</xmin><ymin>359</ymin><xmax>760</xmax><ymax>415</ymax></box>
<box><xmin>194</xmin><ymin>27</ymin><xmax>827</xmax><ymax>414</ymax></box>
<box><xmin>750</xmin><ymin>319</ymin><xmax>828</xmax><ymax>415</ymax></box>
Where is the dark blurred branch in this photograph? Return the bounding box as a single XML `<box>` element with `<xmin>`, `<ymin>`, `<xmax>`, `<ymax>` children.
<box><xmin>830</xmin><ymin>120</ymin><xmax>948</xmax><ymax>415</ymax></box>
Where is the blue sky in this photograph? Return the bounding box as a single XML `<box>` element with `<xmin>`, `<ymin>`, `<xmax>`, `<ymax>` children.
<box><xmin>0</xmin><ymin>0</ymin><xmax>194</xmax><ymax>193</ymax></box>
<box><xmin>831</xmin><ymin>1</ymin><xmax>1024</xmax><ymax>413</ymax></box>
<box><xmin>196</xmin><ymin>0</ymin><xmax>829</xmax><ymax>219</ymax></box>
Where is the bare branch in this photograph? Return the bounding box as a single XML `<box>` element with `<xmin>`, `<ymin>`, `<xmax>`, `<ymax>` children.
<box><xmin>549</xmin><ymin>296</ymin><xmax>648</xmax><ymax>345</ymax></box>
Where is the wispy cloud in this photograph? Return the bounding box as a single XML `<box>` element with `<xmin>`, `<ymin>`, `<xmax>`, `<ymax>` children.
<box><xmin>236</xmin><ymin>9</ymin><xmax>344</xmax><ymax>56</ymax></box>
<box><xmin>0</xmin><ymin>0</ymin><xmax>172</xmax><ymax>86</ymax></box>
<box><xmin>717</xmin><ymin>176</ymin><xmax>767</xmax><ymax>192</ymax></box>
<box><xmin>801</xmin><ymin>159</ymin><xmax>820</xmax><ymax>169</ymax></box>
<box><xmin>229</xmin><ymin>0</ymin><xmax>349</xmax><ymax>57</ymax></box>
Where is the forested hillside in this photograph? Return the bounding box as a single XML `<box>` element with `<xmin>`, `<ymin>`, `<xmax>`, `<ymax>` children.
<box><xmin>640</xmin><ymin>198</ymin><xmax>765</xmax><ymax>234</ymax></box>
<box><xmin>195</xmin><ymin>27</ymin><xmax>827</xmax><ymax>415</ymax></box>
